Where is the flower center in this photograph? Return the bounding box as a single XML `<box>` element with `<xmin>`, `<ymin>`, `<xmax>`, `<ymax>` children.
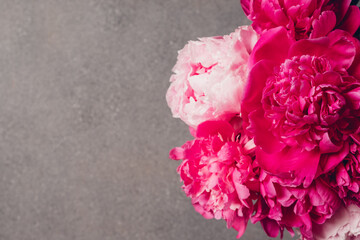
<box><xmin>261</xmin><ymin>55</ymin><xmax>346</xmax><ymax>149</ymax></box>
<box><xmin>190</xmin><ymin>62</ymin><xmax>217</xmax><ymax>76</ymax></box>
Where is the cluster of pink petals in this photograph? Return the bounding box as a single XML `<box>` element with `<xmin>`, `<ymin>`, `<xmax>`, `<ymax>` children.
<box><xmin>166</xmin><ymin>26</ymin><xmax>258</xmax><ymax>128</ymax></box>
<box><xmin>167</xmin><ymin>1</ymin><xmax>360</xmax><ymax>239</ymax></box>
<box><xmin>238</xmin><ymin>25</ymin><xmax>360</xmax><ymax>238</ymax></box>
<box><xmin>169</xmin><ymin>120</ymin><xmax>259</xmax><ymax>238</ymax></box>
<box><xmin>241</xmin><ymin>28</ymin><xmax>360</xmax><ymax>188</ymax></box>
<box><xmin>240</xmin><ymin>0</ymin><xmax>360</xmax><ymax>40</ymax></box>
<box><xmin>253</xmin><ymin>170</ymin><xmax>341</xmax><ymax>239</ymax></box>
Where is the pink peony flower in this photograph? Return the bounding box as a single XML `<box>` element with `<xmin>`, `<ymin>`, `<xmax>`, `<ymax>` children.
<box><xmin>252</xmin><ymin>170</ymin><xmax>341</xmax><ymax>239</ymax></box>
<box><xmin>312</xmin><ymin>204</ymin><xmax>360</xmax><ymax>240</ymax></box>
<box><xmin>240</xmin><ymin>0</ymin><xmax>360</xmax><ymax>40</ymax></box>
<box><xmin>169</xmin><ymin>120</ymin><xmax>258</xmax><ymax>238</ymax></box>
<box><xmin>166</xmin><ymin>26</ymin><xmax>259</xmax><ymax>128</ymax></box>
<box><xmin>241</xmin><ymin>27</ymin><xmax>360</xmax><ymax>187</ymax></box>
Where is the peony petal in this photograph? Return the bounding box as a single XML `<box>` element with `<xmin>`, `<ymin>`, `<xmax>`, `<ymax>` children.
<box><xmin>275</xmin><ymin>184</ymin><xmax>295</xmax><ymax>207</ymax></box>
<box><xmin>196</xmin><ymin>120</ymin><xmax>234</xmax><ymax>140</ymax></box>
<box><xmin>248</xmin><ymin>109</ymin><xmax>286</xmax><ymax>153</ymax></box>
<box><xmin>326</xmin><ymin>30</ymin><xmax>356</xmax><ymax>70</ymax></box>
<box><xmin>299</xmin><ymin>214</ymin><xmax>312</xmax><ymax>232</ymax></box>
<box><xmin>169</xmin><ymin>147</ymin><xmax>185</xmax><ymax>160</ymax></box>
<box><xmin>249</xmin><ymin>27</ymin><xmax>293</xmax><ymax>67</ymax></box>
<box><xmin>232</xmin><ymin>216</ymin><xmax>248</xmax><ymax>238</ymax></box>
<box><xmin>310</xmin><ymin>11</ymin><xmax>336</xmax><ymax>38</ymax></box>
<box><xmin>257</xmin><ymin>146</ymin><xmax>321</xmax><ymax>187</ymax></box>
<box><xmin>261</xmin><ymin>218</ymin><xmax>280</xmax><ymax>238</ymax></box>
<box><xmin>240</xmin><ymin>0</ymin><xmax>250</xmax><ymax>16</ymax></box>
<box><xmin>345</xmin><ymin>86</ymin><xmax>360</xmax><ymax>110</ymax></box>
<box><xmin>241</xmin><ymin>60</ymin><xmax>274</xmax><ymax>119</ymax></box>
<box><xmin>289</xmin><ymin>37</ymin><xmax>330</xmax><ymax>59</ymax></box>
<box><xmin>294</xmin><ymin>199</ymin><xmax>311</xmax><ymax>215</ymax></box>
<box><xmin>333</xmin><ymin>0</ymin><xmax>351</xmax><ymax>23</ymax></box>
<box><xmin>261</xmin><ymin>1</ymin><xmax>289</xmax><ymax>27</ymax></box>
<box><xmin>338</xmin><ymin>5</ymin><xmax>360</xmax><ymax>36</ymax></box>
<box><xmin>308</xmin><ymin>186</ymin><xmax>324</xmax><ymax>207</ymax></box>
<box><xmin>261</xmin><ymin>174</ymin><xmax>277</xmax><ymax>198</ymax></box>
<box><xmin>315</xmin><ymin>179</ymin><xmax>341</xmax><ymax>209</ymax></box>
<box><xmin>193</xmin><ymin>203</ymin><xmax>214</xmax><ymax>219</ymax></box>
<box><xmin>336</xmin><ymin>164</ymin><xmax>350</xmax><ymax>186</ymax></box>
<box><xmin>234</xmin><ymin>182</ymin><xmax>250</xmax><ymax>200</ymax></box>
<box><xmin>319</xmin><ymin>132</ymin><xmax>343</xmax><ymax>154</ymax></box>
<box><xmin>347</xmin><ymin>34</ymin><xmax>360</xmax><ymax>79</ymax></box>
<box><xmin>318</xmin><ymin>142</ymin><xmax>349</xmax><ymax>174</ymax></box>
<box><xmin>281</xmin><ymin>206</ymin><xmax>304</xmax><ymax>228</ymax></box>
<box><xmin>217</xmin><ymin>143</ymin><xmax>239</xmax><ymax>163</ymax></box>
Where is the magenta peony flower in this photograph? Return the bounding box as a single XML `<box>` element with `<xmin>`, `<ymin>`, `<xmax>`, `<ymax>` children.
<box><xmin>169</xmin><ymin>120</ymin><xmax>259</xmax><ymax>238</ymax></box>
<box><xmin>312</xmin><ymin>204</ymin><xmax>360</xmax><ymax>240</ymax></box>
<box><xmin>240</xmin><ymin>0</ymin><xmax>360</xmax><ymax>40</ymax></box>
<box><xmin>241</xmin><ymin>27</ymin><xmax>360</xmax><ymax>187</ymax></box>
<box><xmin>166</xmin><ymin>26</ymin><xmax>259</xmax><ymax>128</ymax></box>
<box><xmin>251</xmin><ymin>170</ymin><xmax>341</xmax><ymax>239</ymax></box>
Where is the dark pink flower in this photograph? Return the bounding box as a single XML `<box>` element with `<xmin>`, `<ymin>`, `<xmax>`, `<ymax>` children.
<box><xmin>252</xmin><ymin>170</ymin><xmax>341</xmax><ymax>239</ymax></box>
<box><xmin>240</xmin><ymin>0</ymin><xmax>360</xmax><ymax>40</ymax></box>
<box><xmin>169</xmin><ymin>120</ymin><xmax>258</xmax><ymax>238</ymax></box>
<box><xmin>241</xmin><ymin>27</ymin><xmax>360</xmax><ymax>187</ymax></box>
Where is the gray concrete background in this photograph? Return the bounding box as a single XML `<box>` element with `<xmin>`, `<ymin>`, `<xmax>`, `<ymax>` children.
<box><xmin>0</xmin><ymin>1</ymin><xmax>294</xmax><ymax>240</ymax></box>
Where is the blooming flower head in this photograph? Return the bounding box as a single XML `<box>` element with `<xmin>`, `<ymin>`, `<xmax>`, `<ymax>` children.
<box><xmin>167</xmin><ymin>2</ymin><xmax>360</xmax><ymax>238</ymax></box>
<box><xmin>169</xmin><ymin>120</ymin><xmax>258</xmax><ymax>238</ymax></box>
<box><xmin>252</xmin><ymin>170</ymin><xmax>341</xmax><ymax>239</ymax></box>
<box><xmin>241</xmin><ymin>27</ymin><xmax>360</xmax><ymax>187</ymax></box>
<box><xmin>166</xmin><ymin>26</ymin><xmax>259</xmax><ymax>128</ymax></box>
<box><xmin>240</xmin><ymin>0</ymin><xmax>360</xmax><ymax>40</ymax></box>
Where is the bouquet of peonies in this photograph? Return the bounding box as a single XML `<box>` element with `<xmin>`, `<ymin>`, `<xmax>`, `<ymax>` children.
<box><xmin>166</xmin><ymin>1</ymin><xmax>360</xmax><ymax>239</ymax></box>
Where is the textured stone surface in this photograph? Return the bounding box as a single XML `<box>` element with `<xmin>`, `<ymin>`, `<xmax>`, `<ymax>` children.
<box><xmin>0</xmin><ymin>1</ymin><xmax>294</xmax><ymax>239</ymax></box>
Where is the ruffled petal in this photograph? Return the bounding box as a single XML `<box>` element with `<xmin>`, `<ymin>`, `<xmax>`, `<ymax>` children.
<box><xmin>310</xmin><ymin>11</ymin><xmax>336</xmax><ymax>39</ymax></box>
<box><xmin>257</xmin><ymin>146</ymin><xmax>321</xmax><ymax>187</ymax></box>
<box><xmin>289</xmin><ymin>37</ymin><xmax>330</xmax><ymax>59</ymax></box>
<box><xmin>261</xmin><ymin>218</ymin><xmax>280</xmax><ymax>238</ymax></box>
<box><xmin>241</xmin><ymin>60</ymin><xmax>274</xmax><ymax>118</ymax></box>
<box><xmin>248</xmin><ymin>109</ymin><xmax>286</xmax><ymax>153</ymax></box>
<box><xmin>249</xmin><ymin>27</ymin><xmax>293</xmax><ymax>67</ymax></box>
<box><xmin>240</xmin><ymin>0</ymin><xmax>251</xmax><ymax>16</ymax></box>
<box><xmin>326</xmin><ymin>30</ymin><xmax>357</xmax><ymax>70</ymax></box>
<box><xmin>338</xmin><ymin>5</ymin><xmax>360</xmax><ymax>36</ymax></box>
<box><xmin>196</xmin><ymin>120</ymin><xmax>234</xmax><ymax>139</ymax></box>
